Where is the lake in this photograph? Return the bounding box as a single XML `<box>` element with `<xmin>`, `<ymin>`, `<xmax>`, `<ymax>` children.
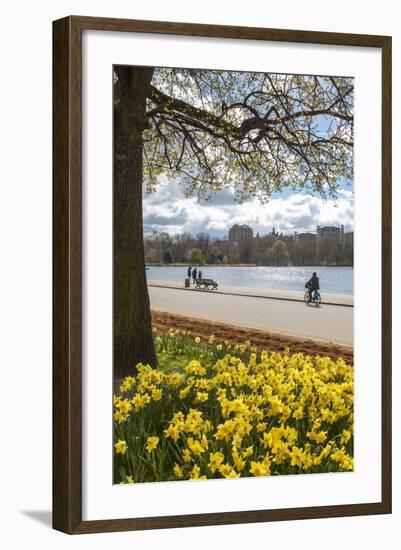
<box><xmin>146</xmin><ymin>265</ymin><xmax>354</xmax><ymax>295</ymax></box>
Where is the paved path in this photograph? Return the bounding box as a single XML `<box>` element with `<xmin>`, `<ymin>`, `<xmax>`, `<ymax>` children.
<box><xmin>147</xmin><ymin>280</ymin><xmax>353</xmax><ymax>307</ymax></box>
<box><xmin>148</xmin><ymin>285</ymin><xmax>353</xmax><ymax>346</ymax></box>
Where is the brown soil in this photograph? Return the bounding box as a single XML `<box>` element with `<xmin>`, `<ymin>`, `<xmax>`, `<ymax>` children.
<box><xmin>151</xmin><ymin>310</ymin><xmax>353</xmax><ymax>365</ymax></box>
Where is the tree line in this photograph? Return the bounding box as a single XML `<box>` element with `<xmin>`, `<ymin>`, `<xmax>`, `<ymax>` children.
<box><xmin>144</xmin><ymin>230</ymin><xmax>353</xmax><ymax>267</ymax></box>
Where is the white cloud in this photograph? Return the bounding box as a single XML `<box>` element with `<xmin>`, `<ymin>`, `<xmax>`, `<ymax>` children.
<box><xmin>143</xmin><ymin>180</ymin><xmax>354</xmax><ymax>237</ymax></box>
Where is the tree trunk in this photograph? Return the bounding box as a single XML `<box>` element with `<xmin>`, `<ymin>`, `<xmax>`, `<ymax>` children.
<box><xmin>113</xmin><ymin>66</ymin><xmax>157</xmax><ymax>379</ymax></box>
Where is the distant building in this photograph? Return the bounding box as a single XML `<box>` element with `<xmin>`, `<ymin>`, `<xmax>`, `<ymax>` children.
<box><xmin>345</xmin><ymin>231</ymin><xmax>353</xmax><ymax>244</ymax></box>
<box><xmin>297</xmin><ymin>232</ymin><xmax>317</xmax><ymax>243</ymax></box>
<box><xmin>228</xmin><ymin>224</ymin><xmax>254</xmax><ymax>243</ymax></box>
<box><xmin>316</xmin><ymin>224</ymin><xmax>345</xmax><ymax>238</ymax></box>
<box><xmin>316</xmin><ymin>224</ymin><xmax>345</xmax><ymax>245</ymax></box>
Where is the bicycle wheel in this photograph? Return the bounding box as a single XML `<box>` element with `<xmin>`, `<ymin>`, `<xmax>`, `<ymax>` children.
<box><xmin>304</xmin><ymin>291</ymin><xmax>310</xmax><ymax>303</ymax></box>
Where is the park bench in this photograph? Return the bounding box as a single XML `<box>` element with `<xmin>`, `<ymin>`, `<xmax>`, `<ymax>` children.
<box><xmin>195</xmin><ymin>278</ymin><xmax>218</xmax><ymax>290</ymax></box>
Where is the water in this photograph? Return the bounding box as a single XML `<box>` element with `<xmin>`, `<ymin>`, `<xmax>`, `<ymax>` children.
<box><xmin>146</xmin><ymin>265</ymin><xmax>353</xmax><ymax>295</ymax></box>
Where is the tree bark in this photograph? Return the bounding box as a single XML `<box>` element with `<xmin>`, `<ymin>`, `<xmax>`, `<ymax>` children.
<box><xmin>113</xmin><ymin>66</ymin><xmax>156</xmax><ymax>379</ymax></box>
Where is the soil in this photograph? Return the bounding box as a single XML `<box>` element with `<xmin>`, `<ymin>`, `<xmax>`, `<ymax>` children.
<box><xmin>151</xmin><ymin>309</ymin><xmax>353</xmax><ymax>365</ymax></box>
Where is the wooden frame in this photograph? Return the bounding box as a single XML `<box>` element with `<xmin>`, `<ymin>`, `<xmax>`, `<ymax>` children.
<box><xmin>53</xmin><ymin>15</ymin><xmax>392</xmax><ymax>534</ymax></box>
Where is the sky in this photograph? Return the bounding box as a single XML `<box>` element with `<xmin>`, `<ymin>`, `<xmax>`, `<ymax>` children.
<box><xmin>141</xmin><ymin>70</ymin><xmax>353</xmax><ymax>239</ymax></box>
<box><xmin>142</xmin><ymin>178</ymin><xmax>354</xmax><ymax>238</ymax></box>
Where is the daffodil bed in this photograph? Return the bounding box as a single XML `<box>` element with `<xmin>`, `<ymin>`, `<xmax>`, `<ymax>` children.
<box><xmin>114</xmin><ymin>330</ymin><xmax>353</xmax><ymax>484</ymax></box>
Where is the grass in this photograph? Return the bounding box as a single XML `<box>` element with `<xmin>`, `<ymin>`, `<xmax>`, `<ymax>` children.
<box><xmin>157</xmin><ymin>352</ymin><xmax>190</xmax><ymax>373</ymax></box>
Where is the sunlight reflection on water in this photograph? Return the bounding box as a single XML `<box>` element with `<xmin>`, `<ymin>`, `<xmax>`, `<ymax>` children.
<box><xmin>147</xmin><ymin>266</ymin><xmax>353</xmax><ymax>294</ymax></box>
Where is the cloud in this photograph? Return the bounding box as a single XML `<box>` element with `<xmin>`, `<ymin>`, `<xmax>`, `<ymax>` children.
<box><xmin>142</xmin><ymin>180</ymin><xmax>354</xmax><ymax>237</ymax></box>
<box><xmin>143</xmin><ymin>210</ymin><xmax>188</xmax><ymax>226</ymax></box>
<box><xmin>198</xmin><ymin>189</ymin><xmax>237</xmax><ymax>206</ymax></box>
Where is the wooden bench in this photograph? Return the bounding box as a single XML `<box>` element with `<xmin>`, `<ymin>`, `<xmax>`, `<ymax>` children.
<box><xmin>195</xmin><ymin>278</ymin><xmax>218</xmax><ymax>290</ymax></box>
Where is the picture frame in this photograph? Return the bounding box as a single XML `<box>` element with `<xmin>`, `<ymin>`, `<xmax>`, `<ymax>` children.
<box><xmin>53</xmin><ymin>15</ymin><xmax>392</xmax><ymax>534</ymax></box>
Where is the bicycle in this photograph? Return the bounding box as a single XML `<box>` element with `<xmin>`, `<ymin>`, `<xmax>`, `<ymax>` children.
<box><xmin>304</xmin><ymin>289</ymin><xmax>321</xmax><ymax>306</ymax></box>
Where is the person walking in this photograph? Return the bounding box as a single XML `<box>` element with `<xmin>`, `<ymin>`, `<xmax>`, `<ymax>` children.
<box><xmin>192</xmin><ymin>267</ymin><xmax>198</xmax><ymax>283</ymax></box>
<box><xmin>187</xmin><ymin>266</ymin><xmax>192</xmax><ymax>279</ymax></box>
<box><xmin>198</xmin><ymin>270</ymin><xmax>203</xmax><ymax>279</ymax></box>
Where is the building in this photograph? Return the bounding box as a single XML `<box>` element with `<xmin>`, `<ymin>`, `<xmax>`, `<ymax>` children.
<box><xmin>228</xmin><ymin>224</ymin><xmax>254</xmax><ymax>242</ymax></box>
<box><xmin>297</xmin><ymin>232</ymin><xmax>317</xmax><ymax>243</ymax></box>
<box><xmin>316</xmin><ymin>224</ymin><xmax>345</xmax><ymax>245</ymax></box>
<box><xmin>344</xmin><ymin>231</ymin><xmax>354</xmax><ymax>244</ymax></box>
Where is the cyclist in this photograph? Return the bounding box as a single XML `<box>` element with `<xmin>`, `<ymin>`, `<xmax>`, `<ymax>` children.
<box><xmin>305</xmin><ymin>272</ymin><xmax>320</xmax><ymax>303</ymax></box>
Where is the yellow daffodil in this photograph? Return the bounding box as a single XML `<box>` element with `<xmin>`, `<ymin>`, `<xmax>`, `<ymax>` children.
<box><xmin>250</xmin><ymin>461</ymin><xmax>270</xmax><ymax>476</ymax></box>
<box><xmin>189</xmin><ymin>465</ymin><xmax>206</xmax><ymax>480</ymax></box>
<box><xmin>196</xmin><ymin>391</ymin><xmax>209</xmax><ymax>403</ymax></box>
<box><xmin>182</xmin><ymin>448</ymin><xmax>192</xmax><ymax>463</ymax></box>
<box><xmin>152</xmin><ymin>388</ymin><xmax>162</xmax><ymax>401</ymax></box>
<box><xmin>340</xmin><ymin>429</ymin><xmax>352</xmax><ymax>444</ymax></box>
<box><xmin>293</xmin><ymin>407</ymin><xmax>304</xmax><ymax>420</ymax></box>
<box><xmin>187</xmin><ymin>437</ymin><xmax>206</xmax><ymax>456</ymax></box>
<box><xmin>173</xmin><ymin>464</ymin><xmax>183</xmax><ymax>478</ymax></box>
<box><xmin>114</xmin><ymin>337</ymin><xmax>353</xmax><ymax>484</ymax></box>
<box><xmin>114</xmin><ymin>439</ymin><xmax>128</xmax><ymax>455</ymax></box>
<box><xmin>208</xmin><ymin>451</ymin><xmax>224</xmax><ymax>473</ymax></box>
<box><xmin>145</xmin><ymin>436</ymin><xmax>159</xmax><ymax>453</ymax></box>
<box><xmin>164</xmin><ymin>424</ymin><xmax>180</xmax><ymax>441</ymax></box>
<box><xmin>116</xmin><ymin>398</ymin><xmax>132</xmax><ymax>414</ymax></box>
<box><xmin>179</xmin><ymin>386</ymin><xmax>191</xmax><ymax>399</ymax></box>
<box><xmin>113</xmin><ymin>410</ymin><xmax>128</xmax><ymax>424</ymax></box>
<box><xmin>219</xmin><ymin>463</ymin><xmax>239</xmax><ymax>478</ymax></box>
